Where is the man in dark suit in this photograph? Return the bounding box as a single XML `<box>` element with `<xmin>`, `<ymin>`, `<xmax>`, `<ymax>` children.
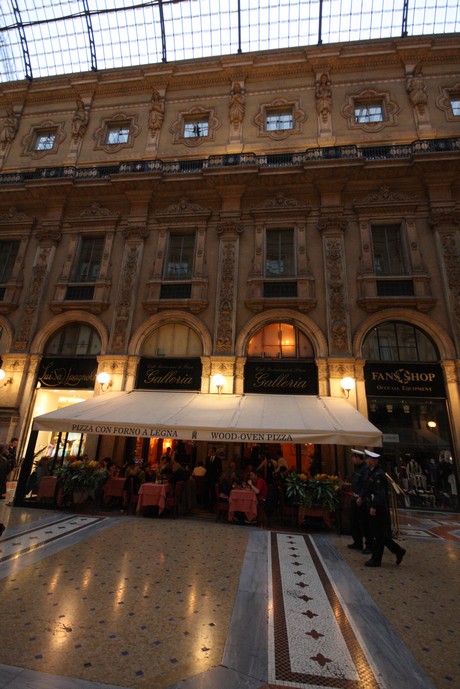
<box><xmin>205</xmin><ymin>446</ymin><xmax>222</xmax><ymax>511</ymax></box>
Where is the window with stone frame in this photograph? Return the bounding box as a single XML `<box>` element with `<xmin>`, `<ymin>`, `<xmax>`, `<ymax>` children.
<box><xmin>105</xmin><ymin>124</ymin><xmax>130</xmax><ymax>145</ymax></box>
<box><xmin>371</xmin><ymin>224</ymin><xmax>409</xmax><ymax>276</ymax></box>
<box><xmin>247</xmin><ymin>322</ymin><xmax>315</xmax><ymax>359</ymax></box>
<box><xmin>65</xmin><ymin>236</ymin><xmax>105</xmax><ymax>301</ymax></box>
<box><xmin>265</xmin><ymin>228</ymin><xmax>295</xmax><ymax>278</ymax></box>
<box><xmin>183</xmin><ymin>117</ymin><xmax>209</xmax><ymax>139</ymax></box>
<box><xmin>164</xmin><ymin>232</ymin><xmax>195</xmax><ymax>281</ymax></box>
<box><xmin>33</xmin><ymin>129</ymin><xmax>57</xmax><ymax>150</ymax></box>
<box><xmin>265</xmin><ymin>108</ymin><xmax>293</xmax><ymax>131</ymax></box>
<box><xmin>354</xmin><ymin>101</ymin><xmax>384</xmax><ymax>124</ymax></box>
<box><xmin>0</xmin><ymin>240</ymin><xmax>20</xmax><ymax>287</ymax></box>
<box><xmin>450</xmin><ymin>97</ymin><xmax>460</xmax><ymax>116</ymax></box>
<box><xmin>342</xmin><ymin>88</ymin><xmax>398</xmax><ymax>132</ymax></box>
<box><xmin>45</xmin><ymin>323</ymin><xmax>102</xmax><ymax>356</ymax></box>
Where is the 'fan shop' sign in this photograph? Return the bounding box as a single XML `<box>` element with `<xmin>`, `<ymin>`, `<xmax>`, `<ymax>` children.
<box><xmin>364</xmin><ymin>363</ymin><xmax>445</xmax><ymax>397</ymax></box>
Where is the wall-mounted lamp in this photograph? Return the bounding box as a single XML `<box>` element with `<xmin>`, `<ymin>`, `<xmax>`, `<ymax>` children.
<box><xmin>212</xmin><ymin>373</ymin><xmax>225</xmax><ymax>394</ymax></box>
<box><xmin>427</xmin><ymin>420</ymin><xmax>437</xmax><ymax>429</ymax></box>
<box><xmin>97</xmin><ymin>371</ymin><xmax>112</xmax><ymax>392</ymax></box>
<box><xmin>0</xmin><ymin>368</ymin><xmax>13</xmax><ymax>387</ymax></box>
<box><xmin>340</xmin><ymin>376</ymin><xmax>355</xmax><ymax>399</ymax></box>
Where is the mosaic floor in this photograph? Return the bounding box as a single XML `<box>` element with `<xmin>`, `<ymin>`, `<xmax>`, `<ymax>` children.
<box><xmin>0</xmin><ymin>504</ymin><xmax>458</xmax><ymax>689</ymax></box>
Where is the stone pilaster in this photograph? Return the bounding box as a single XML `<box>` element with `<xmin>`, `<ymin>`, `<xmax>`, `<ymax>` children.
<box><xmin>214</xmin><ymin>218</ymin><xmax>244</xmax><ymax>354</ymax></box>
<box><xmin>318</xmin><ymin>214</ymin><xmax>352</xmax><ymax>356</ymax></box>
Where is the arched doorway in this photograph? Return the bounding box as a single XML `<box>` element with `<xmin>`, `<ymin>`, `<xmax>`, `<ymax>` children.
<box><xmin>363</xmin><ymin>321</ymin><xmax>457</xmax><ymax>509</ymax></box>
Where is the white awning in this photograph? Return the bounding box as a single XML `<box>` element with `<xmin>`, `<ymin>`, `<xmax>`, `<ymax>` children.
<box><xmin>32</xmin><ymin>390</ymin><xmax>382</xmax><ymax>446</ymax></box>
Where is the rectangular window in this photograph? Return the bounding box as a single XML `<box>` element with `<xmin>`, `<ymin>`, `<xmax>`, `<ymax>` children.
<box><xmin>33</xmin><ymin>130</ymin><xmax>56</xmax><ymax>150</ymax></box>
<box><xmin>183</xmin><ymin>118</ymin><xmax>209</xmax><ymax>138</ymax></box>
<box><xmin>451</xmin><ymin>98</ymin><xmax>460</xmax><ymax>116</ymax></box>
<box><xmin>371</xmin><ymin>224</ymin><xmax>409</xmax><ymax>275</ymax></box>
<box><xmin>265</xmin><ymin>110</ymin><xmax>293</xmax><ymax>131</ymax></box>
<box><xmin>71</xmin><ymin>237</ymin><xmax>105</xmax><ymax>282</ymax></box>
<box><xmin>354</xmin><ymin>103</ymin><xmax>383</xmax><ymax>124</ymax></box>
<box><xmin>0</xmin><ymin>240</ymin><xmax>19</xmax><ymax>284</ymax></box>
<box><xmin>106</xmin><ymin>125</ymin><xmax>130</xmax><ymax>145</ymax></box>
<box><xmin>265</xmin><ymin>229</ymin><xmax>295</xmax><ymax>277</ymax></box>
<box><xmin>164</xmin><ymin>233</ymin><xmax>195</xmax><ymax>280</ymax></box>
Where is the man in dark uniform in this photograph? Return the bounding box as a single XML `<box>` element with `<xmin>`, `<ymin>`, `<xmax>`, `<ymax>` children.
<box><xmin>363</xmin><ymin>450</ymin><xmax>407</xmax><ymax>568</ymax></box>
<box><xmin>347</xmin><ymin>449</ymin><xmax>372</xmax><ymax>553</ymax></box>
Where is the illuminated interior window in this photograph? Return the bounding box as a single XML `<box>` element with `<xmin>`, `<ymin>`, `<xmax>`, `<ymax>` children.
<box><xmin>247</xmin><ymin>323</ymin><xmax>314</xmax><ymax>359</ymax></box>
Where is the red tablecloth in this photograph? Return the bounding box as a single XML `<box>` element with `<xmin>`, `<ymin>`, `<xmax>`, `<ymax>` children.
<box><xmin>103</xmin><ymin>478</ymin><xmax>125</xmax><ymax>504</ymax></box>
<box><xmin>228</xmin><ymin>488</ymin><xmax>258</xmax><ymax>522</ymax></box>
<box><xmin>136</xmin><ymin>483</ymin><xmax>169</xmax><ymax>514</ymax></box>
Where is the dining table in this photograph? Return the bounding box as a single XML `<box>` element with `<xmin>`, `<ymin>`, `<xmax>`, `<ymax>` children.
<box><xmin>103</xmin><ymin>477</ymin><xmax>126</xmax><ymax>505</ymax></box>
<box><xmin>136</xmin><ymin>482</ymin><xmax>169</xmax><ymax>514</ymax></box>
<box><xmin>228</xmin><ymin>487</ymin><xmax>258</xmax><ymax>523</ymax></box>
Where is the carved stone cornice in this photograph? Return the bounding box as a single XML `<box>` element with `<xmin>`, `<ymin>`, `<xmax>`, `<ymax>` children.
<box><xmin>317</xmin><ymin>214</ymin><xmax>348</xmax><ymax>234</ymax></box>
<box><xmin>0</xmin><ymin>206</ymin><xmax>35</xmax><ymax>231</ymax></box>
<box><xmin>251</xmin><ymin>193</ymin><xmax>308</xmax><ymax>214</ymax></box>
<box><xmin>216</xmin><ymin>220</ymin><xmax>244</xmax><ymax>236</ymax></box>
<box><xmin>156</xmin><ymin>197</ymin><xmax>212</xmax><ymax>220</ymax></box>
<box><xmin>428</xmin><ymin>209</ymin><xmax>460</xmax><ymax>230</ymax></box>
<box><xmin>122</xmin><ymin>224</ymin><xmax>150</xmax><ymax>241</ymax></box>
<box><xmin>353</xmin><ymin>186</ymin><xmax>419</xmax><ymax>216</ymax></box>
<box><xmin>35</xmin><ymin>224</ymin><xmax>62</xmax><ymax>245</ymax></box>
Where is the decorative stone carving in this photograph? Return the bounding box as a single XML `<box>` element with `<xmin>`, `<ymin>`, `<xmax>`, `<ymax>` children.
<box><xmin>79</xmin><ymin>202</ymin><xmax>113</xmax><ymax>218</ymax></box>
<box><xmin>229</xmin><ymin>82</ymin><xmax>245</xmax><ymax>127</ymax></box>
<box><xmin>22</xmin><ymin>119</ymin><xmax>66</xmax><ymax>159</ymax></box>
<box><xmin>169</xmin><ymin>106</ymin><xmax>220</xmax><ymax>147</ymax></box>
<box><xmin>93</xmin><ymin>112</ymin><xmax>140</xmax><ymax>153</ymax></box>
<box><xmin>111</xmin><ymin>244</ymin><xmax>142</xmax><ymax>352</ymax></box>
<box><xmin>251</xmin><ymin>193</ymin><xmax>303</xmax><ymax>210</ymax></box>
<box><xmin>0</xmin><ymin>107</ymin><xmax>19</xmax><ymax>149</ymax></box>
<box><xmin>323</xmin><ymin>236</ymin><xmax>351</xmax><ymax>354</ymax></box>
<box><xmin>315</xmin><ymin>73</ymin><xmax>333</xmax><ymax>123</ymax></box>
<box><xmin>71</xmin><ymin>97</ymin><xmax>89</xmax><ymax>142</ymax></box>
<box><xmin>13</xmin><ymin>246</ymin><xmax>54</xmax><ymax>350</ymax></box>
<box><xmin>406</xmin><ymin>64</ymin><xmax>428</xmax><ymax>115</ymax></box>
<box><xmin>438</xmin><ymin>232</ymin><xmax>460</xmax><ymax>341</ymax></box>
<box><xmin>161</xmin><ymin>197</ymin><xmax>211</xmax><ymax>216</ymax></box>
<box><xmin>216</xmin><ymin>241</ymin><xmax>237</xmax><ymax>352</ymax></box>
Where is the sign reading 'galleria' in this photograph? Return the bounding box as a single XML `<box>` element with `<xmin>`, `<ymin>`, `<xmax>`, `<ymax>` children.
<box><xmin>244</xmin><ymin>361</ymin><xmax>318</xmax><ymax>395</ymax></box>
<box><xmin>136</xmin><ymin>358</ymin><xmax>202</xmax><ymax>391</ymax></box>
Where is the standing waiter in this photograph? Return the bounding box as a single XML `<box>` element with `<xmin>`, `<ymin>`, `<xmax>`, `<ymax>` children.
<box><xmin>347</xmin><ymin>449</ymin><xmax>372</xmax><ymax>553</ymax></box>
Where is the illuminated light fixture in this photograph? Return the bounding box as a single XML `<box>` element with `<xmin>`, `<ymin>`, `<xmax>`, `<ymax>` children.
<box><xmin>340</xmin><ymin>376</ymin><xmax>355</xmax><ymax>398</ymax></box>
<box><xmin>212</xmin><ymin>373</ymin><xmax>225</xmax><ymax>394</ymax></box>
<box><xmin>427</xmin><ymin>420</ymin><xmax>437</xmax><ymax>429</ymax></box>
<box><xmin>386</xmin><ymin>404</ymin><xmax>393</xmax><ymax>413</ymax></box>
<box><xmin>0</xmin><ymin>368</ymin><xmax>13</xmax><ymax>387</ymax></box>
<box><xmin>97</xmin><ymin>371</ymin><xmax>112</xmax><ymax>391</ymax></box>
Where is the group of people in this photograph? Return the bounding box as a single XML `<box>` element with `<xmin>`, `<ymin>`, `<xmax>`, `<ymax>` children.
<box><xmin>348</xmin><ymin>448</ymin><xmax>406</xmax><ymax>568</ymax></box>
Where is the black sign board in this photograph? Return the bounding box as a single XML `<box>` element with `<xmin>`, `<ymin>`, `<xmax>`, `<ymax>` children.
<box><xmin>137</xmin><ymin>357</ymin><xmax>202</xmax><ymax>391</ymax></box>
<box><xmin>37</xmin><ymin>358</ymin><xmax>98</xmax><ymax>389</ymax></box>
<box><xmin>244</xmin><ymin>361</ymin><xmax>318</xmax><ymax>395</ymax></box>
<box><xmin>364</xmin><ymin>363</ymin><xmax>445</xmax><ymax>398</ymax></box>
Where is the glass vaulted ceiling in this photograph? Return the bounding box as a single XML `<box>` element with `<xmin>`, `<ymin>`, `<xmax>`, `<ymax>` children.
<box><xmin>0</xmin><ymin>0</ymin><xmax>459</xmax><ymax>83</ymax></box>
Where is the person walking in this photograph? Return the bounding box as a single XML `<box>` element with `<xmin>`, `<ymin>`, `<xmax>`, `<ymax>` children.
<box><xmin>347</xmin><ymin>449</ymin><xmax>372</xmax><ymax>553</ymax></box>
<box><xmin>363</xmin><ymin>450</ymin><xmax>406</xmax><ymax>568</ymax></box>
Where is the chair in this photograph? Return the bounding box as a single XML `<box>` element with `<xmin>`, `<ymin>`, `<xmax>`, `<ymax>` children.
<box><xmin>215</xmin><ymin>483</ymin><xmax>229</xmax><ymax>522</ymax></box>
<box><xmin>165</xmin><ymin>480</ymin><xmax>185</xmax><ymax>518</ymax></box>
<box><xmin>37</xmin><ymin>476</ymin><xmax>61</xmax><ymax>507</ymax></box>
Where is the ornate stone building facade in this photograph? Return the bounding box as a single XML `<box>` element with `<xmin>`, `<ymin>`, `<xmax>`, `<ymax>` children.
<box><xmin>0</xmin><ymin>34</ymin><xmax>459</xmax><ymax>508</ymax></box>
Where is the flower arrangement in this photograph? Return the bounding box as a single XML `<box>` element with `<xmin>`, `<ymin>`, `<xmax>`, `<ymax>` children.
<box><xmin>55</xmin><ymin>458</ymin><xmax>107</xmax><ymax>499</ymax></box>
<box><xmin>285</xmin><ymin>472</ymin><xmax>340</xmax><ymax>511</ymax></box>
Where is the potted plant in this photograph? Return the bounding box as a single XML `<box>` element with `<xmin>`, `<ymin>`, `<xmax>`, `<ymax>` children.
<box><xmin>55</xmin><ymin>458</ymin><xmax>107</xmax><ymax>504</ymax></box>
<box><xmin>303</xmin><ymin>474</ymin><xmax>340</xmax><ymax>511</ymax></box>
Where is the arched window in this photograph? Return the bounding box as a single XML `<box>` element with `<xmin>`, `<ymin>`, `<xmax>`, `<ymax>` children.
<box><xmin>45</xmin><ymin>324</ymin><xmax>101</xmax><ymax>356</ymax></box>
<box><xmin>247</xmin><ymin>322</ymin><xmax>315</xmax><ymax>359</ymax></box>
<box><xmin>142</xmin><ymin>323</ymin><xmax>202</xmax><ymax>357</ymax></box>
<box><xmin>362</xmin><ymin>322</ymin><xmax>438</xmax><ymax>362</ymax></box>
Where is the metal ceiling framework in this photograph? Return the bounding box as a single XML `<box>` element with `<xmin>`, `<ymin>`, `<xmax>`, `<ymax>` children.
<box><xmin>0</xmin><ymin>0</ymin><xmax>459</xmax><ymax>83</ymax></box>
